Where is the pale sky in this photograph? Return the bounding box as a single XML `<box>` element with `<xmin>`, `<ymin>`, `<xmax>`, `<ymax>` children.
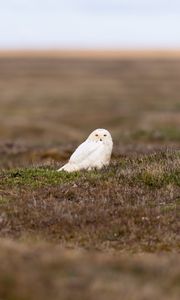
<box><xmin>0</xmin><ymin>0</ymin><xmax>180</xmax><ymax>49</ymax></box>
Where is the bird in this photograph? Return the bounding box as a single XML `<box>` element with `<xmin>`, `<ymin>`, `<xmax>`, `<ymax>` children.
<box><xmin>58</xmin><ymin>128</ymin><xmax>113</xmax><ymax>172</ymax></box>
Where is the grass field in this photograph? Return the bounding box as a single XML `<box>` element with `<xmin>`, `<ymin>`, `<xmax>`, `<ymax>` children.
<box><xmin>0</xmin><ymin>51</ymin><xmax>179</xmax><ymax>300</ymax></box>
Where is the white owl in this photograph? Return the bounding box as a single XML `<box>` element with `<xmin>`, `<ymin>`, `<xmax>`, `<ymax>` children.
<box><xmin>58</xmin><ymin>128</ymin><xmax>113</xmax><ymax>172</ymax></box>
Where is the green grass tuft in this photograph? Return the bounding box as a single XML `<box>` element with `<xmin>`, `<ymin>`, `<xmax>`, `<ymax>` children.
<box><xmin>136</xmin><ymin>170</ymin><xmax>180</xmax><ymax>188</ymax></box>
<box><xmin>0</xmin><ymin>168</ymin><xmax>81</xmax><ymax>188</ymax></box>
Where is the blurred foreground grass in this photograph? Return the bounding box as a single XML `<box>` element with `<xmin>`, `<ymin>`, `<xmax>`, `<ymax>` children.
<box><xmin>0</xmin><ymin>240</ymin><xmax>179</xmax><ymax>300</ymax></box>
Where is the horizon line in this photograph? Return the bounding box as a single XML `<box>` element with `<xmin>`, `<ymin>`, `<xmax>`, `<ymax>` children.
<box><xmin>1</xmin><ymin>48</ymin><xmax>180</xmax><ymax>58</ymax></box>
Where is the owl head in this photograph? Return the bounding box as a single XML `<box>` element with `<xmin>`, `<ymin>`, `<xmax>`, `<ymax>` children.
<box><xmin>87</xmin><ymin>128</ymin><xmax>113</xmax><ymax>145</ymax></box>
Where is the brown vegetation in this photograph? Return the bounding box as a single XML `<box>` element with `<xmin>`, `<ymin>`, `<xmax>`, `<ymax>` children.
<box><xmin>0</xmin><ymin>53</ymin><xmax>179</xmax><ymax>299</ymax></box>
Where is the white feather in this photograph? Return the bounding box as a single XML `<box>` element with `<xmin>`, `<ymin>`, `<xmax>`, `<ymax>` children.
<box><xmin>70</xmin><ymin>140</ymin><xmax>102</xmax><ymax>163</ymax></box>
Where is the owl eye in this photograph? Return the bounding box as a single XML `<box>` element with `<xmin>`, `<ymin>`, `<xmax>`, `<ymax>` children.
<box><xmin>95</xmin><ymin>134</ymin><xmax>98</xmax><ymax>137</ymax></box>
<box><xmin>104</xmin><ymin>134</ymin><xmax>107</xmax><ymax>137</ymax></box>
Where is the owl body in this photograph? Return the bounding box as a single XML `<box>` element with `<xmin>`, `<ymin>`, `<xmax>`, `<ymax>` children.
<box><xmin>58</xmin><ymin>129</ymin><xmax>113</xmax><ymax>172</ymax></box>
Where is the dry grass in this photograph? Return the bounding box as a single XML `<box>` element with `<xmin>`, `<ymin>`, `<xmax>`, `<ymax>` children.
<box><xmin>0</xmin><ymin>240</ymin><xmax>179</xmax><ymax>300</ymax></box>
<box><xmin>0</xmin><ymin>53</ymin><xmax>180</xmax><ymax>299</ymax></box>
<box><xmin>0</xmin><ymin>54</ymin><xmax>180</xmax><ymax>144</ymax></box>
<box><xmin>0</xmin><ymin>151</ymin><xmax>179</xmax><ymax>252</ymax></box>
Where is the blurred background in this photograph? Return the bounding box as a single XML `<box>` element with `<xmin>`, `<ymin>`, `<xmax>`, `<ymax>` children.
<box><xmin>0</xmin><ymin>0</ymin><xmax>180</xmax><ymax>160</ymax></box>
<box><xmin>0</xmin><ymin>4</ymin><xmax>180</xmax><ymax>299</ymax></box>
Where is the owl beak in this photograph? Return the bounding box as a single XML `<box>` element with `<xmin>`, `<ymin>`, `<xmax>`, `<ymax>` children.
<box><xmin>100</xmin><ymin>139</ymin><xmax>102</xmax><ymax>141</ymax></box>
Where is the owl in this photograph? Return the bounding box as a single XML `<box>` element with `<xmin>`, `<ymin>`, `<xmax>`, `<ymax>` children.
<box><xmin>58</xmin><ymin>128</ymin><xmax>113</xmax><ymax>172</ymax></box>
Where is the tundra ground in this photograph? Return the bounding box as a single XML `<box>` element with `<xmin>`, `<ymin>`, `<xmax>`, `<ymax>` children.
<box><xmin>0</xmin><ymin>53</ymin><xmax>179</xmax><ymax>300</ymax></box>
